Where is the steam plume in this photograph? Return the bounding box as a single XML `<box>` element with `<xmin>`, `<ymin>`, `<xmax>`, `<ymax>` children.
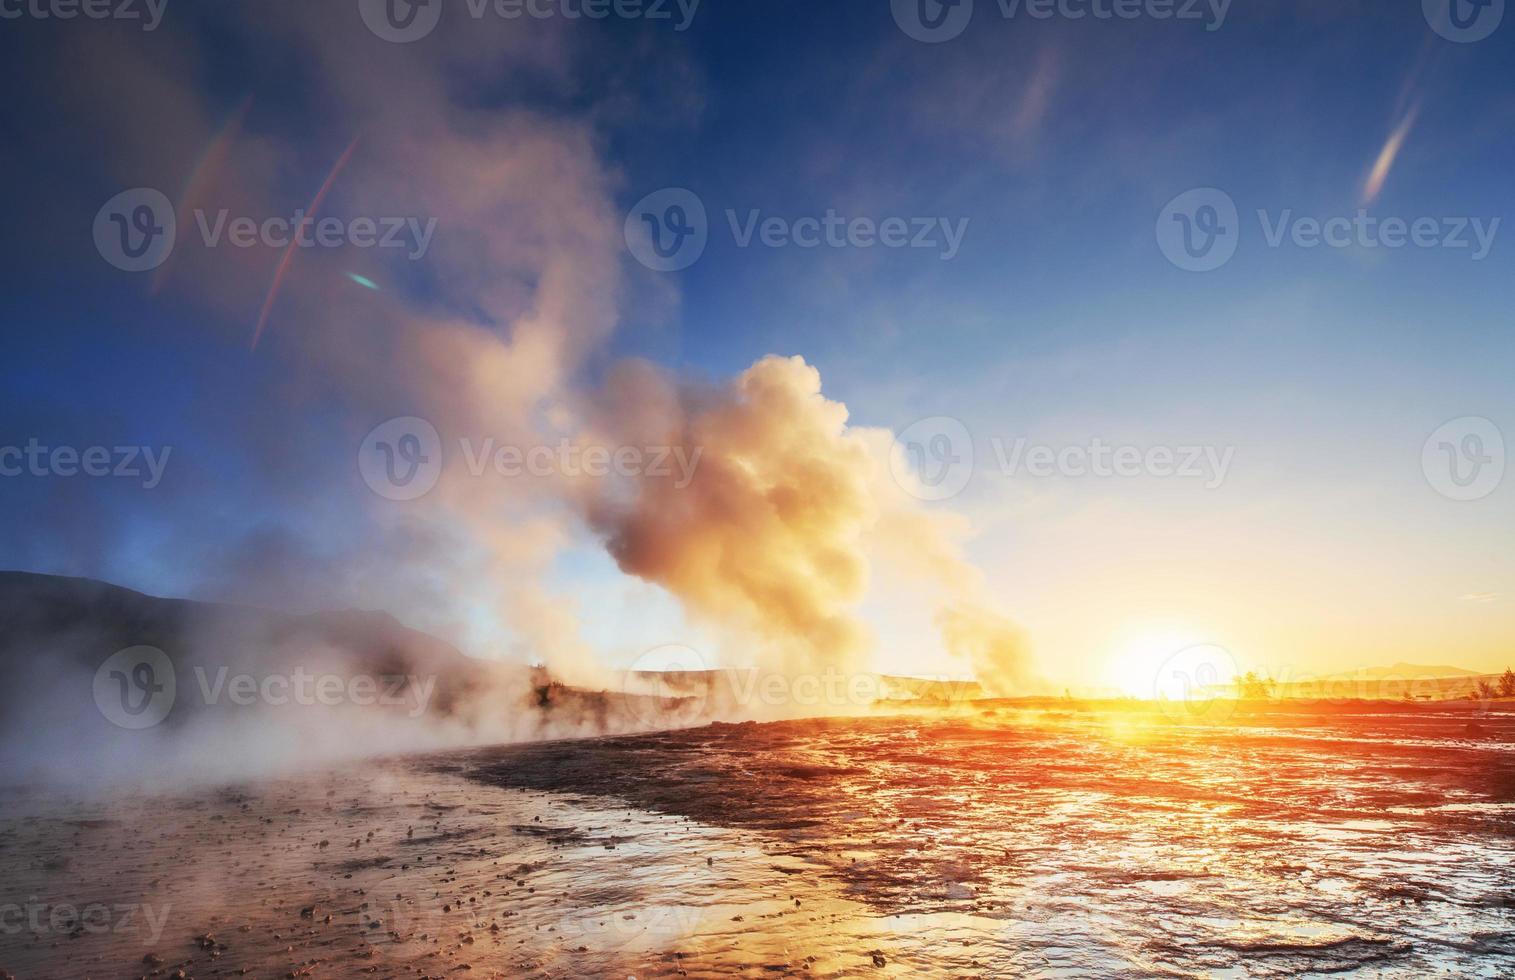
<box><xmin>32</xmin><ymin>4</ymin><xmax>1040</xmax><ymax>726</ymax></box>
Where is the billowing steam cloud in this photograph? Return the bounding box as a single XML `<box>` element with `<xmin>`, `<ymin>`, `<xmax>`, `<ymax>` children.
<box><xmin>867</xmin><ymin>480</ymin><xmax>1041</xmax><ymax>697</ymax></box>
<box><xmin>24</xmin><ymin>2</ymin><xmax>1039</xmax><ymax>744</ymax></box>
<box><xmin>568</xmin><ymin>355</ymin><xmax>1039</xmax><ymax>695</ymax></box>
<box><xmin>576</xmin><ymin>355</ymin><xmax>877</xmax><ymax>678</ymax></box>
<box><xmin>935</xmin><ymin>603</ymin><xmax>1035</xmax><ymax>698</ymax></box>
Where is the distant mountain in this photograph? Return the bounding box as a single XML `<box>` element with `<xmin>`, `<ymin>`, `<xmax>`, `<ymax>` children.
<box><xmin>0</xmin><ymin>571</ymin><xmax>652</xmax><ymax>782</ymax></box>
<box><xmin>0</xmin><ymin>569</ymin><xmax>491</xmax><ymax>718</ymax></box>
<box><xmin>0</xmin><ymin>570</ymin><xmax>478</xmax><ymax>675</ymax></box>
<box><xmin>1318</xmin><ymin>662</ymin><xmax>1485</xmax><ymax>680</ymax></box>
<box><xmin>1267</xmin><ymin>660</ymin><xmax>1504</xmax><ymax>702</ymax></box>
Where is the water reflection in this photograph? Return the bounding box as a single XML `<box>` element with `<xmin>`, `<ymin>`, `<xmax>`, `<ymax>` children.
<box><xmin>462</xmin><ymin>707</ymin><xmax>1515</xmax><ymax>977</ymax></box>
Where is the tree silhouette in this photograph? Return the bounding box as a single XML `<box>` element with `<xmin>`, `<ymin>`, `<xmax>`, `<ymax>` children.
<box><xmin>1499</xmin><ymin>668</ymin><xmax>1515</xmax><ymax>699</ymax></box>
<box><xmin>1476</xmin><ymin>679</ymin><xmax>1496</xmax><ymax>700</ymax></box>
<box><xmin>1238</xmin><ymin>671</ymin><xmax>1275</xmax><ymax>699</ymax></box>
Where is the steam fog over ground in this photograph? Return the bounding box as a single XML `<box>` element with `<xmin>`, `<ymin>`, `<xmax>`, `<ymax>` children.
<box><xmin>0</xmin><ymin>572</ymin><xmax>987</xmax><ymax>788</ymax></box>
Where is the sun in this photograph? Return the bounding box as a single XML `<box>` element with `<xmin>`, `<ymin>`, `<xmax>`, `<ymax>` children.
<box><xmin>1106</xmin><ymin>628</ymin><xmax>1236</xmax><ymax>700</ymax></box>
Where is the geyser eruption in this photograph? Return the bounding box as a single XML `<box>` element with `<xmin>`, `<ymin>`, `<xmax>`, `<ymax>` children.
<box><xmin>576</xmin><ymin>355</ymin><xmax>877</xmax><ymax>678</ymax></box>
<box><xmin>566</xmin><ymin>354</ymin><xmax>1040</xmax><ymax>697</ymax></box>
<box><xmin>25</xmin><ymin>2</ymin><xmax>1039</xmax><ymax>755</ymax></box>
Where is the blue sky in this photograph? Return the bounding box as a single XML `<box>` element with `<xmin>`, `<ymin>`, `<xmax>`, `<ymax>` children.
<box><xmin>0</xmin><ymin>0</ymin><xmax>1511</xmax><ymax>690</ymax></box>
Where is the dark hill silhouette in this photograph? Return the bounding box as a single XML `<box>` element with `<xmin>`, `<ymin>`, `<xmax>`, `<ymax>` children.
<box><xmin>0</xmin><ymin>572</ymin><xmax>646</xmax><ymax>783</ymax></box>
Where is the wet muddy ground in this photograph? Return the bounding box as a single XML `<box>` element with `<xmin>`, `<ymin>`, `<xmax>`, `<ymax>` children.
<box><xmin>3</xmin><ymin>705</ymin><xmax>1513</xmax><ymax>978</ymax></box>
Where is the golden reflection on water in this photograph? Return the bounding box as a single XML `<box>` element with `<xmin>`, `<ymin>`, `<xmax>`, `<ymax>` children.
<box><xmin>465</xmin><ymin>705</ymin><xmax>1515</xmax><ymax>977</ymax></box>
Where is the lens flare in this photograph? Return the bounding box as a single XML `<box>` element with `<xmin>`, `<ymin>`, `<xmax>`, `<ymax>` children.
<box><xmin>1362</xmin><ymin>106</ymin><xmax>1419</xmax><ymax>205</ymax></box>
<box><xmin>249</xmin><ymin>137</ymin><xmax>361</xmax><ymax>350</ymax></box>
<box><xmin>151</xmin><ymin>95</ymin><xmax>253</xmax><ymax>295</ymax></box>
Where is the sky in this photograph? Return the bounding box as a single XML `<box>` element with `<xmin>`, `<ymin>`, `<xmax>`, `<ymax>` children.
<box><xmin>0</xmin><ymin>0</ymin><xmax>1511</xmax><ymax>696</ymax></box>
